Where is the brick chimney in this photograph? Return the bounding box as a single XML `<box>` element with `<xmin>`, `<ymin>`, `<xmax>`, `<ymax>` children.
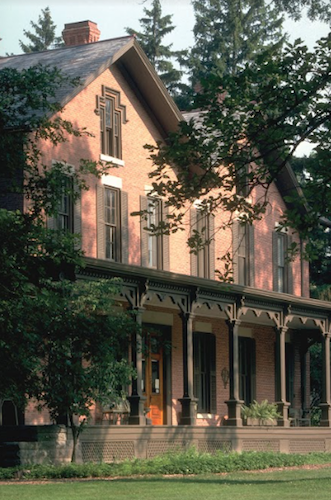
<box><xmin>62</xmin><ymin>21</ymin><xmax>100</xmax><ymax>46</ymax></box>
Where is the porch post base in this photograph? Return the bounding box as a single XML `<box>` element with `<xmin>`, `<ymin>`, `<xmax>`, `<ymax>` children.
<box><xmin>127</xmin><ymin>395</ymin><xmax>147</xmax><ymax>425</ymax></box>
<box><xmin>276</xmin><ymin>401</ymin><xmax>290</xmax><ymax>427</ymax></box>
<box><xmin>225</xmin><ymin>399</ymin><xmax>244</xmax><ymax>427</ymax></box>
<box><xmin>178</xmin><ymin>397</ymin><xmax>198</xmax><ymax>425</ymax></box>
<box><xmin>319</xmin><ymin>403</ymin><xmax>331</xmax><ymax>427</ymax></box>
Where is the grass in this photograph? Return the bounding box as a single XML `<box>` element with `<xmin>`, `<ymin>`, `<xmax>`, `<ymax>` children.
<box><xmin>1</xmin><ymin>467</ymin><xmax>331</xmax><ymax>500</ymax></box>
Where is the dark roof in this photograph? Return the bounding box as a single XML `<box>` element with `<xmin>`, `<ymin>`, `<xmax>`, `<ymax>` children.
<box><xmin>0</xmin><ymin>37</ymin><xmax>132</xmax><ymax>108</ymax></box>
<box><xmin>0</xmin><ymin>37</ymin><xmax>183</xmax><ymax>136</ymax></box>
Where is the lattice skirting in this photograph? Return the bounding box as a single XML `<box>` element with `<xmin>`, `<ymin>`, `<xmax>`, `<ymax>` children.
<box><xmin>81</xmin><ymin>441</ymin><xmax>135</xmax><ymax>463</ymax></box>
<box><xmin>289</xmin><ymin>440</ymin><xmax>326</xmax><ymax>453</ymax></box>
<box><xmin>147</xmin><ymin>440</ymin><xmax>192</xmax><ymax>458</ymax></box>
<box><xmin>198</xmin><ymin>440</ymin><xmax>232</xmax><ymax>454</ymax></box>
<box><xmin>242</xmin><ymin>440</ymin><xmax>280</xmax><ymax>452</ymax></box>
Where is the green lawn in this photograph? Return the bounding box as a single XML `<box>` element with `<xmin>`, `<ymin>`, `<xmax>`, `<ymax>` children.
<box><xmin>1</xmin><ymin>467</ymin><xmax>331</xmax><ymax>500</ymax></box>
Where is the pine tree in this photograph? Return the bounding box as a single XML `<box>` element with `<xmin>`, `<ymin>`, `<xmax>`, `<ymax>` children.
<box><xmin>186</xmin><ymin>0</ymin><xmax>285</xmax><ymax>92</ymax></box>
<box><xmin>126</xmin><ymin>0</ymin><xmax>186</xmax><ymax>95</ymax></box>
<box><xmin>19</xmin><ymin>7</ymin><xmax>63</xmax><ymax>53</ymax></box>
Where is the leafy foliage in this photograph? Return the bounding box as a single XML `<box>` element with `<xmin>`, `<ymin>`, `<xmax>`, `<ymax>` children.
<box><xmin>34</xmin><ymin>279</ymin><xmax>136</xmax><ymax>461</ymax></box>
<box><xmin>241</xmin><ymin>400</ymin><xmax>281</xmax><ymax>423</ymax></box>
<box><xmin>2</xmin><ymin>450</ymin><xmax>331</xmax><ymax>479</ymax></box>
<box><xmin>19</xmin><ymin>7</ymin><xmax>63</xmax><ymax>53</ymax></box>
<box><xmin>141</xmin><ymin>34</ymin><xmax>331</xmax><ymax>268</ymax></box>
<box><xmin>274</xmin><ymin>0</ymin><xmax>331</xmax><ymax>22</ymax></box>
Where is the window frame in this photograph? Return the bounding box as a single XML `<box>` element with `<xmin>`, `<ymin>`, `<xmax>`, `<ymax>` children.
<box><xmin>146</xmin><ymin>196</ymin><xmax>162</xmax><ymax>269</ymax></box>
<box><xmin>140</xmin><ymin>195</ymin><xmax>169</xmax><ymax>271</ymax></box>
<box><xmin>238</xmin><ymin>223</ymin><xmax>248</xmax><ymax>285</ymax></box>
<box><xmin>190</xmin><ymin>208</ymin><xmax>215</xmax><ymax>279</ymax></box>
<box><xmin>96</xmin><ymin>86</ymin><xmax>127</xmax><ymax>160</ymax></box>
<box><xmin>232</xmin><ymin>220</ymin><xmax>255</xmax><ymax>286</ymax></box>
<box><xmin>196</xmin><ymin>211</ymin><xmax>210</xmax><ymax>278</ymax></box>
<box><xmin>276</xmin><ymin>232</ymin><xmax>286</xmax><ymax>292</ymax></box>
<box><xmin>273</xmin><ymin>230</ymin><xmax>293</xmax><ymax>294</ymax></box>
<box><xmin>47</xmin><ymin>164</ymin><xmax>81</xmax><ymax>239</ymax></box>
<box><xmin>57</xmin><ymin>176</ymin><xmax>74</xmax><ymax>232</ymax></box>
<box><xmin>97</xmin><ymin>184</ymin><xmax>129</xmax><ymax>264</ymax></box>
<box><xmin>104</xmin><ymin>186</ymin><xmax>121</xmax><ymax>262</ymax></box>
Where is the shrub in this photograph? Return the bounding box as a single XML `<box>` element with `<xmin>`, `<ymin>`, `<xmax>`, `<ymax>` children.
<box><xmin>241</xmin><ymin>400</ymin><xmax>281</xmax><ymax>424</ymax></box>
<box><xmin>1</xmin><ymin>450</ymin><xmax>331</xmax><ymax>480</ymax></box>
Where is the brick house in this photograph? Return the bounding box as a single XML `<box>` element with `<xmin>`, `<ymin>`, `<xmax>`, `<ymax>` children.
<box><xmin>1</xmin><ymin>21</ymin><xmax>331</xmax><ymax>461</ymax></box>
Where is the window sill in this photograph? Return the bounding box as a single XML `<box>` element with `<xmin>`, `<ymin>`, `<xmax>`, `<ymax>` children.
<box><xmin>100</xmin><ymin>154</ymin><xmax>125</xmax><ymax>167</ymax></box>
<box><xmin>197</xmin><ymin>413</ymin><xmax>215</xmax><ymax>419</ymax></box>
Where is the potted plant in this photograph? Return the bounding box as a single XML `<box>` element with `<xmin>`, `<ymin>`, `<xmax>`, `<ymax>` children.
<box><xmin>242</xmin><ymin>400</ymin><xmax>281</xmax><ymax>426</ymax></box>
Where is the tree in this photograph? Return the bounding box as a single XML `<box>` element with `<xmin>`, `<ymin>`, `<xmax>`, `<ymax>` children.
<box><xmin>184</xmin><ymin>0</ymin><xmax>285</xmax><ymax>99</ymax></box>
<box><xmin>140</xmin><ymin>34</ymin><xmax>331</xmax><ymax>275</ymax></box>
<box><xmin>290</xmin><ymin>156</ymin><xmax>331</xmax><ymax>292</ymax></box>
<box><xmin>126</xmin><ymin>0</ymin><xmax>186</xmax><ymax>95</ymax></box>
<box><xmin>0</xmin><ymin>64</ymin><xmax>135</xmax><ymax>460</ymax></box>
<box><xmin>19</xmin><ymin>7</ymin><xmax>63</xmax><ymax>53</ymax></box>
<box><xmin>34</xmin><ymin>279</ymin><xmax>136</xmax><ymax>462</ymax></box>
<box><xmin>274</xmin><ymin>0</ymin><xmax>331</xmax><ymax>22</ymax></box>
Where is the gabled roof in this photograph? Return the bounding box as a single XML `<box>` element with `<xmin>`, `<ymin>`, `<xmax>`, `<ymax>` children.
<box><xmin>0</xmin><ymin>37</ymin><xmax>183</xmax><ymax>137</ymax></box>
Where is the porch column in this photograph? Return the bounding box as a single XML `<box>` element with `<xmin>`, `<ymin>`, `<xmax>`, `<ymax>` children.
<box><xmin>320</xmin><ymin>332</ymin><xmax>331</xmax><ymax>427</ymax></box>
<box><xmin>225</xmin><ymin>320</ymin><xmax>243</xmax><ymax>426</ymax></box>
<box><xmin>128</xmin><ymin>307</ymin><xmax>146</xmax><ymax>425</ymax></box>
<box><xmin>275</xmin><ymin>326</ymin><xmax>290</xmax><ymax>427</ymax></box>
<box><xmin>178</xmin><ymin>312</ymin><xmax>197</xmax><ymax>425</ymax></box>
<box><xmin>300</xmin><ymin>340</ymin><xmax>308</xmax><ymax>414</ymax></box>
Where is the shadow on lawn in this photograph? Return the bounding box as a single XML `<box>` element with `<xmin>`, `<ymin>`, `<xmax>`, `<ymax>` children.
<box><xmin>101</xmin><ymin>472</ymin><xmax>331</xmax><ymax>487</ymax></box>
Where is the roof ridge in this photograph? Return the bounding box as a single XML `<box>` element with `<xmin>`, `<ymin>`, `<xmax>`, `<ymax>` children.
<box><xmin>2</xmin><ymin>35</ymin><xmax>134</xmax><ymax>60</ymax></box>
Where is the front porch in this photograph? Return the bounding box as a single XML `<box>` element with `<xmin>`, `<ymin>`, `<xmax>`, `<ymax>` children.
<box><xmin>81</xmin><ymin>259</ymin><xmax>331</xmax><ymax>430</ymax></box>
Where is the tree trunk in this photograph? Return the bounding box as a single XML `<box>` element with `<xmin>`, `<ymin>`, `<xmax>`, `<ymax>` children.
<box><xmin>69</xmin><ymin>413</ymin><xmax>79</xmax><ymax>463</ymax></box>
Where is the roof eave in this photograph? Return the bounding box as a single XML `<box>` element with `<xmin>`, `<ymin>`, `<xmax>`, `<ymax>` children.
<box><xmin>114</xmin><ymin>40</ymin><xmax>183</xmax><ymax>137</ymax></box>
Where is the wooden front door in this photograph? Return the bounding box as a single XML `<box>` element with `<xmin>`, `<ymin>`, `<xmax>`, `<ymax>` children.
<box><xmin>142</xmin><ymin>347</ymin><xmax>163</xmax><ymax>425</ymax></box>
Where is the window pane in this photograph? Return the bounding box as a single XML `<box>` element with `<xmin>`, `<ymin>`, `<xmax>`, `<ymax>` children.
<box><xmin>238</xmin><ymin>256</ymin><xmax>246</xmax><ymax>285</ymax></box>
<box><xmin>100</xmin><ymin>109</ymin><xmax>104</xmax><ymax>132</ymax></box>
<box><xmin>151</xmin><ymin>360</ymin><xmax>160</xmax><ymax>393</ymax></box>
<box><xmin>147</xmin><ymin>198</ymin><xmax>159</xmax><ymax>268</ymax></box>
<box><xmin>278</xmin><ymin>267</ymin><xmax>284</xmax><ymax>292</ymax></box>
<box><xmin>106</xmin><ymin>130</ymin><xmax>113</xmax><ymax>156</ymax></box>
<box><xmin>105</xmin><ymin>188</ymin><xmax>118</xmax><ymax>261</ymax></box>
<box><xmin>105</xmin><ymin>99</ymin><xmax>112</xmax><ymax>128</ymax></box>
<box><xmin>238</xmin><ymin>225</ymin><xmax>246</xmax><ymax>256</ymax></box>
<box><xmin>114</xmin><ymin>112</ymin><xmax>119</xmax><ymax>136</ymax></box>
<box><xmin>105</xmin><ymin>189</ymin><xmax>116</xmax><ymax>224</ymax></box>
<box><xmin>105</xmin><ymin>226</ymin><xmax>116</xmax><ymax>260</ymax></box>
<box><xmin>57</xmin><ymin>178</ymin><xmax>72</xmax><ymax>232</ymax></box>
<box><xmin>196</xmin><ymin>212</ymin><xmax>209</xmax><ymax>278</ymax></box>
<box><xmin>277</xmin><ymin>234</ymin><xmax>285</xmax><ymax>266</ymax></box>
<box><xmin>277</xmin><ymin>233</ymin><xmax>285</xmax><ymax>292</ymax></box>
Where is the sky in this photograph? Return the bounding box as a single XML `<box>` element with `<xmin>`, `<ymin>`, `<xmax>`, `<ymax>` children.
<box><xmin>1</xmin><ymin>0</ymin><xmax>330</xmax><ymax>57</ymax></box>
